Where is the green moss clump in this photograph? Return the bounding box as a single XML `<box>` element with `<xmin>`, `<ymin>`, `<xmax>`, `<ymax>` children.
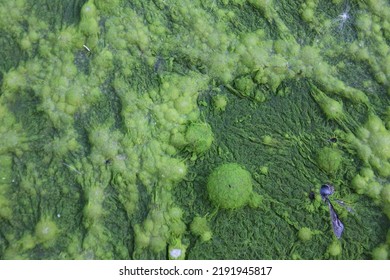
<box><xmin>381</xmin><ymin>184</ymin><xmax>390</xmax><ymax>204</ymax></box>
<box><xmin>158</xmin><ymin>157</ymin><xmax>187</xmax><ymax>183</ymax></box>
<box><xmin>2</xmin><ymin>69</ymin><xmax>26</xmax><ymax>93</ymax></box>
<box><xmin>170</xmin><ymin>221</ymin><xmax>186</xmax><ymax>236</ymax></box>
<box><xmin>81</xmin><ymin>0</ymin><xmax>98</xmax><ymax>20</ymax></box>
<box><xmin>321</xmin><ymin>97</ymin><xmax>344</xmax><ymax>121</ymax></box>
<box><xmin>0</xmin><ymin>196</ymin><xmax>12</xmax><ymax>220</ymax></box>
<box><xmin>328</xmin><ymin>240</ymin><xmax>342</xmax><ymax>257</ymax></box>
<box><xmin>34</xmin><ymin>218</ymin><xmax>59</xmax><ymax>245</ymax></box>
<box><xmin>0</xmin><ymin>155</ymin><xmax>16</xmax><ymax>219</ymax></box>
<box><xmin>371</xmin><ymin>244</ymin><xmax>388</xmax><ymax>260</ymax></box>
<box><xmin>248</xmin><ymin>192</ymin><xmax>263</xmax><ymax>208</ymax></box>
<box><xmin>366</xmin><ymin>181</ymin><xmax>382</xmax><ymax>200</ymax></box>
<box><xmin>301</xmin><ymin>7</ymin><xmax>314</xmax><ymax>23</ymax></box>
<box><xmin>79</xmin><ymin>0</ymin><xmax>99</xmax><ymax>48</ymax></box>
<box><xmin>95</xmin><ymin>0</ymin><xmax>121</xmax><ymax>13</ymax></box>
<box><xmin>1</xmin><ymin>0</ymin><xmax>390</xmax><ymax>261</ymax></box>
<box><xmin>185</xmin><ymin>123</ymin><xmax>214</xmax><ymax>154</ymax></box>
<box><xmin>262</xmin><ymin>135</ymin><xmax>275</xmax><ymax>146</ymax></box>
<box><xmin>134</xmin><ymin>224</ymin><xmax>150</xmax><ymax>249</ymax></box>
<box><xmin>387</xmin><ymin>230</ymin><xmax>390</xmax><ymax>246</ymax></box>
<box><xmin>212</xmin><ymin>94</ymin><xmax>228</xmax><ymax>112</ymax></box>
<box><xmin>259</xmin><ymin>166</ymin><xmax>268</xmax><ymax>175</ymax></box>
<box><xmin>79</xmin><ymin>17</ymin><xmax>99</xmax><ymax>37</ymax></box>
<box><xmin>190</xmin><ymin>216</ymin><xmax>209</xmax><ymax>235</ymax></box>
<box><xmin>234</xmin><ymin>76</ymin><xmax>255</xmax><ymax>95</ymax></box>
<box><xmin>369</xmin><ymin>132</ymin><xmax>390</xmax><ymax>161</ymax></box>
<box><xmin>190</xmin><ymin>216</ymin><xmax>212</xmax><ymax>242</ymax></box>
<box><xmin>93</xmin><ymin>49</ymin><xmax>114</xmax><ymax>74</ymax></box>
<box><xmin>56</xmin><ymin>27</ymin><xmax>81</xmax><ymax>51</ymax></box>
<box><xmin>174</xmin><ymin>96</ymin><xmax>194</xmax><ymax>114</ymax></box>
<box><xmin>207</xmin><ymin>163</ymin><xmax>254</xmax><ymax>209</ymax></box>
<box><xmin>149</xmin><ymin>236</ymin><xmax>166</xmax><ymax>253</ymax></box>
<box><xmin>351</xmin><ymin>174</ymin><xmax>367</xmax><ymax>194</ymax></box>
<box><xmin>167</xmin><ymin>207</ymin><xmax>184</xmax><ymax>221</ymax></box>
<box><xmin>298</xmin><ymin>227</ymin><xmax>313</xmax><ymax>242</ymax></box>
<box><xmin>347</xmin><ymin>114</ymin><xmax>390</xmax><ymax>177</ymax></box>
<box><xmin>361</xmin><ymin>167</ymin><xmax>375</xmax><ymax>181</ymax></box>
<box><xmin>317</xmin><ymin>147</ymin><xmax>343</xmax><ymax>174</ymax></box>
<box><xmin>20</xmin><ymin>234</ymin><xmax>36</xmax><ymax>251</ymax></box>
<box><xmin>310</xmin><ymin>85</ymin><xmax>345</xmax><ymax>121</ymax></box>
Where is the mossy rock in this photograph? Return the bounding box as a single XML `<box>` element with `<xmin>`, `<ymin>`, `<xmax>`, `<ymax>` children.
<box><xmin>207</xmin><ymin>163</ymin><xmax>253</xmax><ymax>209</ymax></box>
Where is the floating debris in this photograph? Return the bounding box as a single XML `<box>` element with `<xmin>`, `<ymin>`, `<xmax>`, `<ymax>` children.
<box><xmin>320</xmin><ymin>184</ymin><xmax>334</xmax><ymax>200</ymax></box>
<box><xmin>327</xmin><ymin>198</ymin><xmax>344</xmax><ymax>239</ymax></box>
<box><xmin>62</xmin><ymin>162</ymin><xmax>82</xmax><ymax>175</ymax></box>
<box><xmin>320</xmin><ymin>184</ymin><xmax>344</xmax><ymax>239</ymax></box>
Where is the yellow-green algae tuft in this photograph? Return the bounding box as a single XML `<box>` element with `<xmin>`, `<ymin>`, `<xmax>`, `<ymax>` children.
<box><xmin>0</xmin><ymin>0</ymin><xmax>389</xmax><ymax>260</ymax></box>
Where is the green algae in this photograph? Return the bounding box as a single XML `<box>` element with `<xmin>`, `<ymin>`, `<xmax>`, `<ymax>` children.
<box><xmin>0</xmin><ymin>0</ymin><xmax>389</xmax><ymax>260</ymax></box>
<box><xmin>298</xmin><ymin>227</ymin><xmax>313</xmax><ymax>242</ymax></box>
<box><xmin>207</xmin><ymin>163</ymin><xmax>257</xmax><ymax>209</ymax></box>
<box><xmin>316</xmin><ymin>147</ymin><xmax>344</xmax><ymax>175</ymax></box>
<box><xmin>190</xmin><ymin>216</ymin><xmax>213</xmax><ymax>242</ymax></box>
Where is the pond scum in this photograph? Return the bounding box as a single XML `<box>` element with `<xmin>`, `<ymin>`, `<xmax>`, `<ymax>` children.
<box><xmin>0</xmin><ymin>0</ymin><xmax>389</xmax><ymax>260</ymax></box>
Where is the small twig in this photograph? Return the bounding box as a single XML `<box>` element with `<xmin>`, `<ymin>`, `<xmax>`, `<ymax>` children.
<box><xmin>62</xmin><ymin>162</ymin><xmax>82</xmax><ymax>175</ymax></box>
<box><xmin>83</xmin><ymin>44</ymin><xmax>91</xmax><ymax>52</ymax></box>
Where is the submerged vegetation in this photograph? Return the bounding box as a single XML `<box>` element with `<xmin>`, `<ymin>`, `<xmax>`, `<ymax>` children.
<box><xmin>0</xmin><ymin>0</ymin><xmax>389</xmax><ymax>259</ymax></box>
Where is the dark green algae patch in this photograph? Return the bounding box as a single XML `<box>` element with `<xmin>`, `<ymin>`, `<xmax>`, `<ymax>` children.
<box><xmin>0</xmin><ymin>0</ymin><xmax>390</xmax><ymax>260</ymax></box>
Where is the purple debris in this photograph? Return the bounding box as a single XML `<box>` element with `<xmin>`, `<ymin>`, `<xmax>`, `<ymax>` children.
<box><xmin>320</xmin><ymin>184</ymin><xmax>345</xmax><ymax>239</ymax></box>
<box><xmin>320</xmin><ymin>184</ymin><xmax>334</xmax><ymax>200</ymax></box>
<box><xmin>327</xmin><ymin>198</ymin><xmax>344</xmax><ymax>239</ymax></box>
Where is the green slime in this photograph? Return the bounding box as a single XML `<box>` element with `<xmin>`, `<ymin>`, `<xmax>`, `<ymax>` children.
<box><xmin>0</xmin><ymin>0</ymin><xmax>389</xmax><ymax>259</ymax></box>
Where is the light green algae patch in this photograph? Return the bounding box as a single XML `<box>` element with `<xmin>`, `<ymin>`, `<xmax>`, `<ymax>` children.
<box><xmin>316</xmin><ymin>147</ymin><xmax>343</xmax><ymax>175</ymax></box>
<box><xmin>0</xmin><ymin>0</ymin><xmax>389</xmax><ymax>259</ymax></box>
<box><xmin>190</xmin><ymin>216</ymin><xmax>213</xmax><ymax>243</ymax></box>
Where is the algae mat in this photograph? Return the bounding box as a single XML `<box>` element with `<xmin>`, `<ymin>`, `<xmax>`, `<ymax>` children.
<box><xmin>0</xmin><ymin>0</ymin><xmax>389</xmax><ymax>260</ymax></box>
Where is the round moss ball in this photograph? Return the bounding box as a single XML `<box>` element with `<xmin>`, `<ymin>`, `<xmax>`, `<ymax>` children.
<box><xmin>298</xmin><ymin>227</ymin><xmax>313</xmax><ymax>242</ymax></box>
<box><xmin>207</xmin><ymin>163</ymin><xmax>253</xmax><ymax>209</ymax></box>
